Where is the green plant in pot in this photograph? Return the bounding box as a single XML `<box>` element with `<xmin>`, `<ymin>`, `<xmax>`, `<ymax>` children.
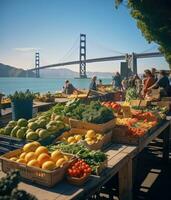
<box><xmin>9</xmin><ymin>90</ymin><xmax>35</xmax><ymax>120</ymax></box>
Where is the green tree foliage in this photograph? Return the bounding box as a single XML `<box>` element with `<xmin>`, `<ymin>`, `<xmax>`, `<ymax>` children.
<box><xmin>115</xmin><ymin>0</ymin><xmax>171</xmax><ymax>68</ymax></box>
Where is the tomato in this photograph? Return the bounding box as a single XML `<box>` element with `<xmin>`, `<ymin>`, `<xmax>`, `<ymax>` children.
<box><xmin>74</xmin><ymin>162</ymin><xmax>79</xmax><ymax>168</ymax></box>
<box><xmin>68</xmin><ymin>169</ymin><xmax>74</xmax><ymax>176</ymax></box>
<box><xmin>68</xmin><ymin>159</ymin><xmax>92</xmax><ymax>178</ymax></box>
<box><xmin>72</xmin><ymin>169</ymin><xmax>77</xmax><ymax>177</ymax></box>
<box><xmin>87</xmin><ymin>167</ymin><xmax>92</xmax><ymax>173</ymax></box>
<box><xmin>72</xmin><ymin>166</ymin><xmax>76</xmax><ymax>170</ymax></box>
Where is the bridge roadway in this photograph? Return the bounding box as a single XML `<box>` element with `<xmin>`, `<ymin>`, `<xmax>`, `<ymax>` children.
<box><xmin>29</xmin><ymin>52</ymin><xmax>163</xmax><ymax>71</ymax></box>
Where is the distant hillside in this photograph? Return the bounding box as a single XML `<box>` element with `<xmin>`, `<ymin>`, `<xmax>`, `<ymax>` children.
<box><xmin>0</xmin><ymin>63</ymin><xmax>35</xmax><ymax>77</ymax></box>
<box><xmin>0</xmin><ymin>63</ymin><xmax>113</xmax><ymax>78</ymax></box>
<box><xmin>40</xmin><ymin>68</ymin><xmax>113</xmax><ymax>78</ymax></box>
<box><xmin>40</xmin><ymin>68</ymin><xmax>78</xmax><ymax>78</ymax></box>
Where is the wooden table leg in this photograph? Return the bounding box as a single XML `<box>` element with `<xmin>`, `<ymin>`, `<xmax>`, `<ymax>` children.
<box><xmin>163</xmin><ymin>121</ymin><xmax>171</xmax><ymax>163</ymax></box>
<box><xmin>118</xmin><ymin>158</ymin><xmax>133</xmax><ymax>200</ymax></box>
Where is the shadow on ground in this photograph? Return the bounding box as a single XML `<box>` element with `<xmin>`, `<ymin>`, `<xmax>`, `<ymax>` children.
<box><xmin>86</xmin><ymin>137</ymin><xmax>171</xmax><ymax>200</ymax></box>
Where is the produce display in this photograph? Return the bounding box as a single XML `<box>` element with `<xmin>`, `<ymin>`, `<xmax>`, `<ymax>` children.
<box><xmin>60</xmin><ymin>129</ymin><xmax>104</xmax><ymax>145</ymax></box>
<box><xmin>1</xmin><ymin>97</ymin><xmax>11</xmax><ymax>105</ymax></box>
<box><xmin>67</xmin><ymin>159</ymin><xmax>92</xmax><ymax>177</ymax></box>
<box><xmin>0</xmin><ymin>170</ymin><xmax>37</xmax><ymax>200</ymax></box>
<box><xmin>0</xmin><ymin>114</ymin><xmax>66</xmax><ymax>141</ymax></box>
<box><xmin>97</xmin><ymin>85</ymin><xmax>118</xmax><ymax>93</ymax></box>
<box><xmin>0</xmin><ymin>87</ymin><xmax>170</xmax><ymax>192</ymax></box>
<box><xmin>48</xmin><ymin>143</ymin><xmax>107</xmax><ymax>174</ymax></box>
<box><xmin>54</xmin><ymin>92</ymin><xmax>67</xmax><ymax>98</ymax></box>
<box><xmin>35</xmin><ymin>92</ymin><xmax>55</xmax><ymax>102</ymax></box>
<box><xmin>131</xmin><ymin>105</ymin><xmax>168</xmax><ymax>120</ymax></box>
<box><xmin>125</xmin><ymin>88</ymin><xmax>140</xmax><ymax>102</ymax></box>
<box><xmin>8</xmin><ymin>142</ymin><xmax>71</xmax><ymax>170</ymax></box>
<box><xmin>115</xmin><ymin>115</ymin><xmax>158</xmax><ymax>136</ymax></box>
<box><xmin>101</xmin><ymin>101</ymin><xmax>121</xmax><ymax>113</ymax></box>
<box><xmin>68</xmin><ymin>94</ymin><xmax>88</xmax><ymax>99</ymax></box>
<box><xmin>48</xmin><ymin>99</ymin><xmax>114</xmax><ymax>124</ymax></box>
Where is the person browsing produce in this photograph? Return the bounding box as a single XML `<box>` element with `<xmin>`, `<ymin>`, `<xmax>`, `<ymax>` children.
<box><xmin>89</xmin><ymin>76</ymin><xmax>97</xmax><ymax>91</ymax></box>
<box><xmin>148</xmin><ymin>70</ymin><xmax>171</xmax><ymax>97</ymax></box>
<box><xmin>112</xmin><ymin>72</ymin><xmax>122</xmax><ymax>90</ymax></box>
<box><xmin>63</xmin><ymin>80</ymin><xmax>78</xmax><ymax>95</ymax></box>
<box><xmin>142</xmin><ymin>70</ymin><xmax>155</xmax><ymax>98</ymax></box>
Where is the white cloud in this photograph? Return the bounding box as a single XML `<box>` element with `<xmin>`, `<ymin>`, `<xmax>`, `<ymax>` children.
<box><xmin>14</xmin><ymin>48</ymin><xmax>41</xmax><ymax>52</ymax></box>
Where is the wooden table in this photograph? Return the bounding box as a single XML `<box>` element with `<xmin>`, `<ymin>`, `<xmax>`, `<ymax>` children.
<box><xmin>136</xmin><ymin>120</ymin><xmax>171</xmax><ymax>162</ymax></box>
<box><xmin>0</xmin><ymin>144</ymin><xmax>137</xmax><ymax>200</ymax></box>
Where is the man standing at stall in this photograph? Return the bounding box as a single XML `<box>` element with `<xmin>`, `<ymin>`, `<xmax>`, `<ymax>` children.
<box><xmin>112</xmin><ymin>72</ymin><xmax>122</xmax><ymax>90</ymax></box>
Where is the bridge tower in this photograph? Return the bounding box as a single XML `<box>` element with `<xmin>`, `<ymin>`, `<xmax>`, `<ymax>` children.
<box><xmin>125</xmin><ymin>53</ymin><xmax>137</xmax><ymax>76</ymax></box>
<box><xmin>35</xmin><ymin>52</ymin><xmax>40</xmax><ymax>78</ymax></box>
<box><xmin>79</xmin><ymin>34</ymin><xmax>87</xmax><ymax>78</ymax></box>
<box><xmin>131</xmin><ymin>52</ymin><xmax>137</xmax><ymax>75</ymax></box>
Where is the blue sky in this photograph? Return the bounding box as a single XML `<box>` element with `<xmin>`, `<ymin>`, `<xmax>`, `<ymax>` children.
<box><xmin>0</xmin><ymin>0</ymin><xmax>169</xmax><ymax>73</ymax></box>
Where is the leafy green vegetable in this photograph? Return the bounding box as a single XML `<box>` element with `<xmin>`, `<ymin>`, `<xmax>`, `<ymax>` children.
<box><xmin>125</xmin><ymin>88</ymin><xmax>140</xmax><ymax>102</ymax></box>
<box><xmin>47</xmin><ymin>99</ymin><xmax>114</xmax><ymax>124</ymax></box>
<box><xmin>48</xmin><ymin>143</ymin><xmax>107</xmax><ymax>174</ymax></box>
<box><xmin>8</xmin><ymin>90</ymin><xmax>35</xmax><ymax>102</ymax></box>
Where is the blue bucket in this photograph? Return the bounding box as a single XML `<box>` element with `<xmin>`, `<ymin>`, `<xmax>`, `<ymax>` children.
<box><xmin>11</xmin><ymin>100</ymin><xmax>33</xmax><ymax>120</ymax></box>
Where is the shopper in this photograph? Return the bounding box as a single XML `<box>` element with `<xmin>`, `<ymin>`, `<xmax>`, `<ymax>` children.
<box><xmin>98</xmin><ymin>79</ymin><xmax>103</xmax><ymax>86</ymax></box>
<box><xmin>148</xmin><ymin>70</ymin><xmax>171</xmax><ymax>97</ymax></box>
<box><xmin>151</xmin><ymin>68</ymin><xmax>158</xmax><ymax>82</ymax></box>
<box><xmin>121</xmin><ymin>77</ymin><xmax>128</xmax><ymax>91</ymax></box>
<box><xmin>89</xmin><ymin>76</ymin><xmax>97</xmax><ymax>91</ymax></box>
<box><xmin>63</xmin><ymin>80</ymin><xmax>78</xmax><ymax>95</ymax></box>
<box><xmin>112</xmin><ymin>72</ymin><xmax>122</xmax><ymax>90</ymax></box>
<box><xmin>142</xmin><ymin>70</ymin><xmax>155</xmax><ymax>98</ymax></box>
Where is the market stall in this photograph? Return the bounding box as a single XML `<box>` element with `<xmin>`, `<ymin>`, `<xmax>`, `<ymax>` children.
<box><xmin>0</xmin><ymin>97</ymin><xmax>171</xmax><ymax>200</ymax></box>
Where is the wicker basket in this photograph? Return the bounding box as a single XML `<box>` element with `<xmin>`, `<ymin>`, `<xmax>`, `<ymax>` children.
<box><xmin>0</xmin><ymin>149</ymin><xmax>74</xmax><ymax>187</ymax></box>
<box><xmin>69</xmin><ymin>118</ymin><xmax>115</xmax><ymax>133</ymax></box>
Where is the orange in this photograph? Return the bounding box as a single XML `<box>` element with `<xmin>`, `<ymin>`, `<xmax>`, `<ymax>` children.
<box><xmin>27</xmin><ymin>159</ymin><xmax>40</xmax><ymax>168</ymax></box>
<box><xmin>37</xmin><ymin>153</ymin><xmax>50</xmax><ymax>166</ymax></box>
<box><xmin>31</xmin><ymin>141</ymin><xmax>41</xmax><ymax>148</ymax></box>
<box><xmin>35</xmin><ymin>146</ymin><xmax>49</xmax><ymax>157</ymax></box>
<box><xmin>23</xmin><ymin>143</ymin><xmax>38</xmax><ymax>152</ymax></box>
<box><xmin>10</xmin><ymin>157</ymin><xmax>18</xmax><ymax>161</ymax></box>
<box><xmin>16</xmin><ymin>158</ymin><xmax>26</xmax><ymax>164</ymax></box>
<box><xmin>51</xmin><ymin>150</ymin><xmax>63</xmax><ymax>162</ymax></box>
<box><xmin>19</xmin><ymin>152</ymin><xmax>27</xmax><ymax>159</ymax></box>
<box><xmin>42</xmin><ymin>161</ymin><xmax>56</xmax><ymax>171</ymax></box>
<box><xmin>25</xmin><ymin>152</ymin><xmax>37</xmax><ymax>163</ymax></box>
<box><xmin>56</xmin><ymin>158</ymin><xmax>66</xmax><ymax>168</ymax></box>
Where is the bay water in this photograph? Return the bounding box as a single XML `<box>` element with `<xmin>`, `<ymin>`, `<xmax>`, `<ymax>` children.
<box><xmin>0</xmin><ymin>77</ymin><xmax>112</xmax><ymax>95</ymax></box>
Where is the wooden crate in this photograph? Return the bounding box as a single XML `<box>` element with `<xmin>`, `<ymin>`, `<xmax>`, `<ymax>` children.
<box><xmin>0</xmin><ymin>149</ymin><xmax>74</xmax><ymax>187</ymax></box>
<box><xmin>161</xmin><ymin>97</ymin><xmax>171</xmax><ymax>101</ymax></box>
<box><xmin>69</xmin><ymin>118</ymin><xmax>115</xmax><ymax>133</ymax></box>
<box><xmin>94</xmin><ymin>159</ymin><xmax>108</xmax><ymax>176</ymax></box>
<box><xmin>130</xmin><ymin>100</ymin><xmax>150</xmax><ymax>107</ymax></box>
<box><xmin>56</xmin><ymin>128</ymin><xmax>112</xmax><ymax>150</ymax></box>
<box><xmin>112</xmin><ymin>126</ymin><xmax>148</xmax><ymax>146</ymax></box>
<box><xmin>157</xmin><ymin>101</ymin><xmax>171</xmax><ymax>110</ymax></box>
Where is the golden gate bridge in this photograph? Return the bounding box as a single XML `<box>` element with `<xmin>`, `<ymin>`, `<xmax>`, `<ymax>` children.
<box><xmin>29</xmin><ymin>34</ymin><xmax>163</xmax><ymax>78</ymax></box>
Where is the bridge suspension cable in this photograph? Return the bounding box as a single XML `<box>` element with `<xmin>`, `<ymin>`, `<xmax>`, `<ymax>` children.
<box><xmin>88</xmin><ymin>38</ymin><xmax>126</xmax><ymax>55</ymax></box>
<box><xmin>140</xmin><ymin>45</ymin><xmax>158</xmax><ymax>54</ymax></box>
<box><xmin>57</xmin><ymin>36</ymin><xmax>79</xmax><ymax>62</ymax></box>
